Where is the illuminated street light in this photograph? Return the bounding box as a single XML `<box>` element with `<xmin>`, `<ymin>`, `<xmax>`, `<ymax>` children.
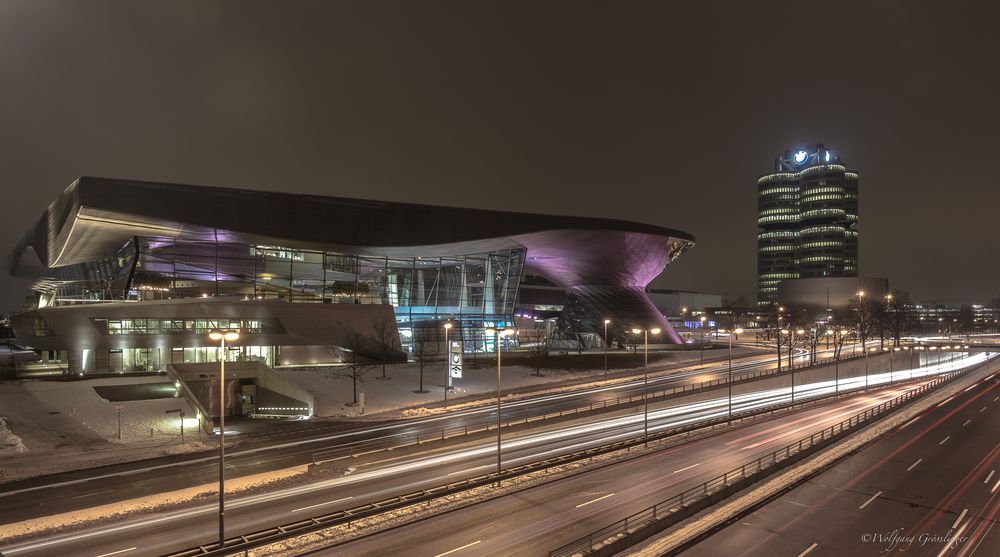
<box><xmin>604</xmin><ymin>319</ymin><xmax>612</xmax><ymax>378</ymax></box>
<box><xmin>725</xmin><ymin>327</ymin><xmax>744</xmax><ymax>422</ymax></box>
<box><xmin>443</xmin><ymin>322</ymin><xmax>453</xmax><ymax>405</ymax></box>
<box><xmin>631</xmin><ymin>327</ymin><xmax>661</xmax><ymax>445</ymax></box>
<box><xmin>484</xmin><ymin>327</ymin><xmax>515</xmax><ymax>485</ymax></box>
<box><xmin>208</xmin><ymin>329</ymin><xmax>239</xmax><ymax>549</ymax></box>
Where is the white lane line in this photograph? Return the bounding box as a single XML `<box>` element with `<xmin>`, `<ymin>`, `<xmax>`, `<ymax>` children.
<box><xmin>938</xmin><ymin>396</ymin><xmax>955</xmax><ymax>407</ymax></box>
<box><xmin>992</xmin><ymin>479</ymin><xmax>1000</xmax><ymax>494</ymax></box>
<box><xmin>73</xmin><ymin>489</ymin><xmax>115</xmax><ymax>499</ymax></box>
<box><xmin>907</xmin><ymin>459</ymin><xmax>923</xmax><ymax>471</ymax></box>
<box><xmin>673</xmin><ymin>463</ymin><xmax>702</xmax><ymax>474</ymax></box>
<box><xmin>985</xmin><ymin>470</ymin><xmax>995</xmax><ymax>484</ymax></box>
<box><xmin>291</xmin><ymin>496</ymin><xmax>353</xmax><ymax>513</ymax></box>
<box><xmin>95</xmin><ymin>549</ymin><xmax>137</xmax><ymax>557</ymax></box>
<box><xmin>995</xmin><ymin>396</ymin><xmax>999</xmax><ymax>402</ymax></box>
<box><xmin>963</xmin><ymin>419</ymin><xmax>972</xmax><ymax>427</ymax></box>
<box><xmin>797</xmin><ymin>542</ymin><xmax>819</xmax><ymax>557</ymax></box>
<box><xmin>434</xmin><ymin>540</ymin><xmax>482</xmax><ymax>557</ymax></box>
<box><xmin>981</xmin><ymin>407</ymin><xmax>987</xmax><ymax>413</ymax></box>
<box><xmin>964</xmin><ymin>384</ymin><xmax>977</xmax><ymax>392</ymax></box>
<box><xmin>858</xmin><ymin>490</ymin><xmax>883</xmax><ymax>510</ymax></box>
<box><xmin>940</xmin><ymin>436</ymin><xmax>951</xmax><ymax>445</ymax></box>
<box><xmin>937</xmin><ymin>520</ymin><xmax>969</xmax><ymax>557</ymax></box>
<box><xmin>576</xmin><ymin>492</ymin><xmax>616</xmax><ymax>508</ymax></box>
<box><xmin>900</xmin><ymin>416</ymin><xmax>921</xmax><ymax>429</ymax></box>
<box><xmin>952</xmin><ymin>508</ymin><xmax>968</xmax><ymax>530</ymax></box>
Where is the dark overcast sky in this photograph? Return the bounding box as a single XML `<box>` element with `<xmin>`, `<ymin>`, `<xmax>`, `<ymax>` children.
<box><xmin>1</xmin><ymin>1</ymin><xmax>999</xmax><ymax>312</ymax></box>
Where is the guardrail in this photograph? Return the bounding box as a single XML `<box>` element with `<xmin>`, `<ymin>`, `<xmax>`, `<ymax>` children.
<box><xmin>310</xmin><ymin>347</ymin><xmax>927</xmax><ymax>465</ymax></box>
<box><xmin>164</xmin><ymin>356</ymin><xmax>986</xmax><ymax>557</ymax></box>
<box><xmin>548</xmin><ymin>356</ymin><xmax>994</xmax><ymax>557</ymax></box>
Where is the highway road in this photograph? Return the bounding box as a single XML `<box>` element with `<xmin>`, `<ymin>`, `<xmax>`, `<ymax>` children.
<box><xmin>0</xmin><ymin>345</ymin><xmax>816</xmax><ymax>523</ymax></box>
<box><xmin>0</xmin><ymin>353</ymin><xmax>985</xmax><ymax>557</ymax></box>
<box><xmin>685</xmin><ymin>357</ymin><xmax>1000</xmax><ymax>557</ymax></box>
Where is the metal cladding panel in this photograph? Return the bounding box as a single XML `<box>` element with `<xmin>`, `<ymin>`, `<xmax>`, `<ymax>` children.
<box><xmin>10</xmin><ymin>298</ymin><xmax>398</xmax><ymax>352</ymax></box>
<box><xmin>6</xmin><ymin>177</ymin><xmax>694</xmax><ymax>273</ymax></box>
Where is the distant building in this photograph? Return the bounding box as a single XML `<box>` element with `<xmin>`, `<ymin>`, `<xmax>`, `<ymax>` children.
<box><xmin>5</xmin><ymin>177</ymin><xmax>697</xmax><ymax>374</ymax></box>
<box><xmin>776</xmin><ymin>276</ymin><xmax>887</xmax><ymax>312</ymax></box>
<box><xmin>757</xmin><ymin>144</ymin><xmax>859</xmax><ymax>305</ymax></box>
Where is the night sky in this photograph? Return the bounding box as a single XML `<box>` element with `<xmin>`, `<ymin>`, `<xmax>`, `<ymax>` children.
<box><xmin>2</xmin><ymin>1</ymin><xmax>998</xmax><ymax>312</ymax></box>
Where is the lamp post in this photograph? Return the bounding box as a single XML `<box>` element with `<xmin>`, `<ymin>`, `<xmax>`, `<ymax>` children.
<box><xmin>836</xmin><ymin>329</ymin><xmax>848</xmax><ymax>392</ymax></box>
<box><xmin>443</xmin><ymin>322</ymin><xmax>453</xmax><ymax>405</ymax></box>
<box><xmin>792</xmin><ymin>329</ymin><xmax>804</xmax><ymax>402</ymax></box>
<box><xmin>485</xmin><ymin>327</ymin><xmax>514</xmax><ymax>485</ymax></box>
<box><xmin>604</xmin><ymin>319</ymin><xmax>611</xmax><ymax>379</ymax></box>
<box><xmin>699</xmin><ymin>316</ymin><xmax>707</xmax><ymax>365</ymax></box>
<box><xmin>209</xmin><ymin>329</ymin><xmax>239</xmax><ymax>550</ymax></box>
<box><xmin>631</xmin><ymin>327</ymin><xmax>661</xmax><ymax>446</ymax></box>
<box><xmin>725</xmin><ymin>328</ymin><xmax>744</xmax><ymax>422</ymax></box>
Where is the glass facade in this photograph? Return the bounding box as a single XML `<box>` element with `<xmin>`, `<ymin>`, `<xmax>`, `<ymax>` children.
<box><xmin>39</xmin><ymin>236</ymin><xmax>525</xmax><ymax>354</ymax></box>
<box><xmin>757</xmin><ymin>145</ymin><xmax>859</xmax><ymax>306</ymax></box>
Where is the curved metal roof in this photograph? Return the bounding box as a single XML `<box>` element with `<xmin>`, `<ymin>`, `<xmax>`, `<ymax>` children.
<box><xmin>6</xmin><ymin>176</ymin><xmax>695</xmax><ymax>287</ymax></box>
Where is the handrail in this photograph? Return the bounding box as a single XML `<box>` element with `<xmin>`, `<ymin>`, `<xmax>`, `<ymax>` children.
<box><xmin>164</xmin><ymin>356</ymin><xmax>987</xmax><ymax>557</ymax></box>
<box><xmin>310</xmin><ymin>347</ymin><xmax>934</xmax><ymax>465</ymax></box>
<box><xmin>547</xmin><ymin>356</ymin><xmax>994</xmax><ymax>557</ymax></box>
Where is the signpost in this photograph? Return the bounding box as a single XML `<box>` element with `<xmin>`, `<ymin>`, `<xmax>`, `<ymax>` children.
<box><xmin>114</xmin><ymin>405</ymin><xmax>125</xmax><ymax>440</ymax></box>
<box><xmin>449</xmin><ymin>340</ymin><xmax>463</xmax><ymax>379</ymax></box>
<box><xmin>167</xmin><ymin>408</ymin><xmax>186</xmax><ymax>443</ymax></box>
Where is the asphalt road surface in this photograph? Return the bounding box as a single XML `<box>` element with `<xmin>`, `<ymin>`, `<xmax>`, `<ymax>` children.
<box><xmin>0</xmin><ymin>347</ymin><xmax>809</xmax><ymax>524</ymax></box>
<box><xmin>1</xmin><ymin>355</ymin><xmax>981</xmax><ymax>557</ymax></box>
<box><xmin>684</xmin><ymin>363</ymin><xmax>1000</xmax><ymax>557</ymax></box>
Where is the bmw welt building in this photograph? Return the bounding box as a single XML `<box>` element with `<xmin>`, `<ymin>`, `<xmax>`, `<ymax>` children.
<box><xmin>5</xmin><ymin>177</ymin><xmax>694</xmax><ymax>375</ymax></box>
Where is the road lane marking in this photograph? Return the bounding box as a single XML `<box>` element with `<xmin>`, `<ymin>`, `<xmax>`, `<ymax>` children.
<box><xmin>937</xmin><ymin>520</ymin><xmax>969</xmax><ymax>557</ymax></box>
<box><xmin>673</xmin><ymin>463</ymin><xmax>701</xmax><ymax>474</ymax></box>
<box><xmin>858</xmin><ymin>490</ymin><xmax>883</xmax><ymax>510</ymax></box>
<box><xmin>73</xmin><ymin>489</ymin><xmax>115</xmax><ymax>499</ymax></box>
<box><xmin>797</xmin><ymin>542</ymin><xmax>819</xmax><ymax>557</ymax></box>
<box><xmin>981</xmin><ymin>407</ymin><xmax>987</xmax><ymax>413</ymax></box>
<box><xmin>434</xmin><ymin>540</ymin><xmax>482</xmax><ymax>557</ymax></box>
<box><xmin>900</xmin><ymin>417</ymin><xmax>921</xmax><ymax>429</ymax></box>
<box><xmin>291</xmin><ymin>496</ymin><xmax>353</xmax><ymax>513</ymax></box>
<box><xmin>994</xmin><ymin>396</ymin><xmax>999</xmax><ymax>402</ymax></box>
<box><xmin>907</xmin><ymin>459</ymin><xmax>923</xmax><ymax>471</ymax></box>
<box><xmin>992</xmin><ymin>479</ymin><xmax>1000</xmax><ymax>494</ymax></box>
<box><xmin>964</xmin><ymin>384</ymin><xmax>977</xmax><ymax>392</ymax></box>
<box><xmin>986</xmin><ymin>470</ymin><xmax>995</xmax><ymax>484</ymax></box>
<box><xmin>576</xmin><ymin>492</ymin><xmax>616</xmax><ymax>508</ymax></box>
<box><xmin>963</xmin><ymin>419</ymin><xmax>972</xmax><ymax>427</ymax></box>
<box><xmin>95</xmin><ymin>549</ymin><xmax>137</xmax><ymax>557</ymax></box>
<box><xmin>952</xmin><ymin>508</ymin><xmax>968</xmax><ymax>530</ymax></box>
<box><xmin>938</xmin><ymin>396</ymin><xmax>955</xmax><ymax>407</ymax></box>
<box><xmin>939</xmin><ymin>436</ymin><xmax>951</xmax><ymax>445</ymax></box>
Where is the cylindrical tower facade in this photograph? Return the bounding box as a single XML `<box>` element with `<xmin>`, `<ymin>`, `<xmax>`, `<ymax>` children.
<box><xmin>756</xmin><ymin>145</ymin><xmax>859</xmax><ymax>307</ymax></box>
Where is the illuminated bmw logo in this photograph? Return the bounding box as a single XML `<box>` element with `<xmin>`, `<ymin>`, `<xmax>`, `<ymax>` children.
<box><xmin>793</xmin><ymin>150</ymin><xmax>808</xmax><ymax>165</ymax></box>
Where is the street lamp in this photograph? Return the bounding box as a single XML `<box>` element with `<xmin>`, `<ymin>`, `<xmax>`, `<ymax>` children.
<box><xmin>443</xmin><ymin>322</ymin><xmax>453</xmax><ymax>405</ymax></box>
<box><xmin>836</xmin><ymin>329</ymin><xmax>849</xmax><ymax>392</ymax></box>
<box><xmin>699</xmin><ymin>316</ymin><xmax>707</xmax><ymax>365</ymax></box>
<box><xmin>631</xmin><ymin>327</ymin><xmax>661</xmax><ymax>446</ymax></box>
<box><xmin>208</xmin><ymin>329</ymin><xmax>239</xmax><ymax>549</ymax></box>
<box><xmin>485</xmin><ymin>327</ymin><xmax>514</xmax><ymax>485</ymax></box>
<box><xmin>791</xmin><ymin>329</ymin><xmax>805</xmax><ymax>402</ymax></box>
<box><xmin>724</xmin><ymin>328</ymin><xmax>744</xmax><ymax>422</ymax></box>
<box><xmin>604</xmin><ymin>319</ymin><xmax>611</xmax><ymax>378</ymax></box>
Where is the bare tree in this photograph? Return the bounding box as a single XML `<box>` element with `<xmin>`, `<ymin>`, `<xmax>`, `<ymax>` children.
<box><xmin>527</xmin><ymin>334</ymin><xmax>549</xmax><ymax>377</ymax></box>
<box><xmin>372</xmin><ymin>316</ymin><xmax>399</xmax><ymax>380</ymax></box>
<box><xmin>411</xmin><ymin>332</ymin><xmax>435</xmax><ymax>393</ymax></box>
<box><xmin>887</xmin><ymin>290</ymin><xmax>912</xmax><ymax>346</ymax></box>
<box><xmin>337</xmin><ymin>333</ymin><xmax>374</xmax><ymax>406</ymax></box>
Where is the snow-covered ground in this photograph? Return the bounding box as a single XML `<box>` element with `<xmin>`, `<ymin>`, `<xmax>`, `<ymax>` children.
<box><xmin>0</xmin><ymin>416</ymin><xmax>26</xmax><ymax>456</ymax></box>
<box><xmin>277</xmin><ymin>348</ymin><xmax>763</xmax><ymax>418</ymax></box>
<box><xmin>0</xmin><ymin>376</ymin><xmax>206</xmax><ymax>482</ymax></box>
